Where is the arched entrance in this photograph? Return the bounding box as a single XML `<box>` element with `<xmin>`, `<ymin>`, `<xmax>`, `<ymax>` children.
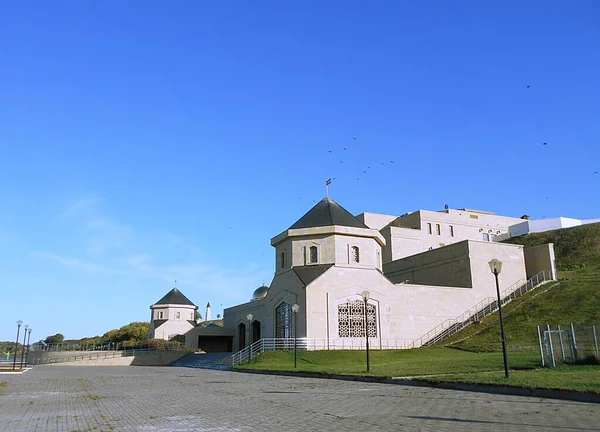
<box><xmin>252</xmin><ymin>320</ymin><xmax>261</xmax><ymax>344</ymax></box>
<box><xmin>237</xmin><ymin>323</ymin><xmax>246</xmax><ymax>350</ymax></box>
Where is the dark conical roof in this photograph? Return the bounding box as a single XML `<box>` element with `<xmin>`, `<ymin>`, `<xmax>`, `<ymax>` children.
<box><xmin>289</xmin><ymin>197</ymin><xmax>369</xmax><ymax>230</ymax></box>
<box><xmin>155</xmin><ymin>288</ymin><xmax>195</xmax><ymax>306</ymax></box>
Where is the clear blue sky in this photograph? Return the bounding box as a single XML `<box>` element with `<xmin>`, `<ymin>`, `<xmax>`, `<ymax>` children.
<box><xmin>1</xmin><ymin>1</ymin><xmax>598</xmax><ymax>341</ymax></box>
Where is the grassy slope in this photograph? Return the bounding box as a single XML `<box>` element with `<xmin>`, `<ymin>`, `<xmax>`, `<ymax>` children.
<box><xmin>448</xmin><ymin>223</ymin><xmax>600</xmax><ymax>352</ymax></box>
<box><xmin>425</xmin><ymin>366</ymin><xmax>600</xmax><ymax>393</ymax></box>
<box><xmin>237</xmin><ymin>347</ymin><xmax>540</xmax><ymax>377</ymax></box>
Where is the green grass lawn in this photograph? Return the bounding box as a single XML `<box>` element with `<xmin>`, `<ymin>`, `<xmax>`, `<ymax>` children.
<box><xmin>236</xmin><ymin>346</ymin><xmax>540</xmax><ymax>377</ymax></box>
<box><xmin>425</xmin><ymin>366</ymin><xmax>600</xmax><ymax>393</ymax></box>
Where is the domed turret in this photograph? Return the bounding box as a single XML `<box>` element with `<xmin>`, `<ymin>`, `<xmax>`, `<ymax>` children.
<box><xmin>251</xmin><ymin>284</ymin><xmax>269</xmax><ymax>301</ymax></box>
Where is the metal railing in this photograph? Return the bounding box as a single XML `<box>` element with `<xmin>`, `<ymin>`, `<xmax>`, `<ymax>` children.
<box><xmin>29</xmin><ymin>346</ymin><xmax>188</xmax><ymax>365</ymax></box>
<box><xmin>408</xmin><ymin>270</ymin><xmax>554</xmax><ymax>348</ymax></box>
<box><xmin>30</xmin><ymin>341</ymin><xmax>184</xmax><ymax>352</ymax></box>
<box><xmin>231</xmin><ymin>338</ymin><xmax>415</xmax><ymax>365</ymax></box>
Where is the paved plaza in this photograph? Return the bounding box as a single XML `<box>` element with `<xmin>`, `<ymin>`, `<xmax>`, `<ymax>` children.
<box><xmin>0</xmin><ymin>366</ymin><xmax>599</xmax><ymax>432</ymax></box>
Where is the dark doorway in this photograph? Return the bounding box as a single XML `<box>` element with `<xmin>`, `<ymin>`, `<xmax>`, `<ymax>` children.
<box><xmin>252</xmin><ymin>320</ymin><xmax>261</xmax><ymax>344</ymax></box>
<box><xmin>238</xmin><ymin>323</ymin><xmax>246</xmax><ymax>350</ymax></box>
<box><xmin>197</xmin><ymin>336</ymin><xmax>234</xmax><ymax>353</ymax></box>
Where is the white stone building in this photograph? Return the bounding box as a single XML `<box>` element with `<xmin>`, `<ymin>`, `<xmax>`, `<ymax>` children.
<box><xmin>148</xmin><ymin>288</ymin><xmax>199</xmax><ymax>341</ymax></box>
<box><xmin>222</xmin><ymin>197</ymin><xmax>558</xmax><ymax>353</ymax></box>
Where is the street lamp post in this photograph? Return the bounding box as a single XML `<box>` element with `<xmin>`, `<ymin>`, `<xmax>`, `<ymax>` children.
<box><xmin>12</xmin><ymin>320</ymin><xmax>22</xmax><ymax>370</ymax></box>
<box><xmin>19</xmin><ymin>325</ymin><xmax>28</xmax><ymax>369</ymax></box>
<box><xmin>291</xmin><ymin>304</ymin><xmax>300</xmax><ymax>368</ymax></box>
<box><xmin>361</xmin><ymin>290</ymin><xmax>370</xmax><ymax>372</ymax></box>
<box><xmin>247</xmin><ymin>314</ymin><xmax>254</xmax><ymax>361</ymax></box>
<box><xmin>24</xmin><ymin>328</ymin><xmax>32</xmax><ymax>368</ymax></box>
<box><xmin>489</xmin><ymin>259</ymin><xmax>510</xmax><ymax>378</ymax></box>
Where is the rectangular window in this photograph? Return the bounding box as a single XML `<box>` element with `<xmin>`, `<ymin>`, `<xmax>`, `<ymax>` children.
<box><xmin>309</xmin><ymin>246</ymin><xmax>318</xmax><ymax>264</ymax></box>
<box><xmin>280</xmin><ymin>251</ymin><xmax>285</xmax><ymax>268</ymax></box>
<box><xmin>158</xmin><ymin>311</ymin><xmax>163</xmax><ymax>319</ymax></box>
<box><xmin>482</xmin><ymin>233</ymin><xmax>489</xmax><ymax>241</ymax></box>
<box><xmin>470</xmin><ymin>214</ymin><xmax>479</xmax><ymax>219</ymax></box>
<box><xmin>176</xmin><ymin>312</ymin><xmax>180</xmax><ymax>319</ymax></box>
<box><xmin>436</xmin><ymin>224</ymin><xmax>441</xmax><ymax>235</ymax></box>
<box><xmin>427</xmin><ymin>223</ymin><xmax>432</xmax><ymax>234</ymax></box>
<box><xmin>450</xmin><ymin>225</ymin><xmax>454</xmax><ymax>237</ymax></box>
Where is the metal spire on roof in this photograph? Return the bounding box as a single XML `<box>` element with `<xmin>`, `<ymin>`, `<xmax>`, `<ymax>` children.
<box><xmin>326</xmin><ymin>178</ymin><xmax>332</xmax><ymax>198</ymax></box>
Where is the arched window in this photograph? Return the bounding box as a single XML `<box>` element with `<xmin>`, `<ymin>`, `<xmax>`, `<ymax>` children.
<box><xmin>176</xmin><ymin>312</ymin><xmax>180</xmax><ymax>319</ymax></box>
<box><xmin>309</xmin><ymin>246</ymin><xmax>318</xmax><ymax>264</ymax></box>
<box><xmin>338</xmin><ymin>300</ymin><xmax>377</xmax><ymax>337</ymax></box>
<box><xmin>350</xmin><ymin>246</ymin><xmax>360</xmax><ymax>263</ymax></box>
<box><xmin>158</xmin><ymin>311</ymin><xmax>163</xmax><ymax>319</ymax></box>
<box><xmin>275</xmin><ymin>302</ymin><xmax>293</xmax><ymax>338</ymax></box>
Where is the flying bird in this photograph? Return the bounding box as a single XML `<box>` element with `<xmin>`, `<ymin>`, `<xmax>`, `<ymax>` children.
<box><xmin>543</xmin><ymin>143</ymin><xmax>547</xmax><ymax>146</ymax></box>
<box><xmin>343</xmin><ymin>147</ymin><xmax>346</xmax><ymax>150</ymax></box>
<box><xmin>328</xmin><ymin>150</ymin><xmax>332</xmax><ymax>153</ymax></box>
<box><xmin>353</xmin><ymin>137</ymin><xmax>356</xmax><ymax>140</ymax></box>
<box><xmin>363</xmin><ymin>171</ymin><xmax>366</xmax><ymax>173</ymax></box>
<box><xmin>526</xmin><ymin>85</ymin><xmax>530</xmax><ymax>88</ymax></box>
<box><xmin>390</xmin><ymin>161</ymin><xmax>394</xmax><ymax>163</ymax></box>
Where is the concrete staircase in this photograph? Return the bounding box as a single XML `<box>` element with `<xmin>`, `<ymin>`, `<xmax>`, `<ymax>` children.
<box><xmin>169</xmin><ymin>352</ymin><xmax>232</xmax><ymax>370</ymax></box>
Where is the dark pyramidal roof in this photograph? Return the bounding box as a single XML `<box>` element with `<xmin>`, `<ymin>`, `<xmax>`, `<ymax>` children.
<box><xmin>155</xmin><ymin>288</ymin><xmax>195</xmax><ymax>306</ymax></box>
<box><xmin>289</xmin><ymin>197</ymin><xmax>369</xmax><ymax>230</ymax></box>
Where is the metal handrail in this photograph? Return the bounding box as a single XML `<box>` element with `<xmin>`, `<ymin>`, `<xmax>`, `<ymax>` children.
<box><xmin>408</xmin><ymin>270</ymin><xmax>553</xmax><ymax>348</ymax></box>
<box><xmin>231</xmin><ymin>338</ymin><xmax>416</xmax><ymax>365</ymax></box>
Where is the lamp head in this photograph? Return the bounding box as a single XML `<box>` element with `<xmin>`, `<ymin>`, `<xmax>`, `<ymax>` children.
<box><xmin>361</xmin><ymin>290</ymin><xmax>370</xmax><ymax>302</ymax></box>
<box><xmin>247</xmin><ymin>313</ymin><xmax>254</xmax><ymax>322</ymax></box>
<box><xmin>488</xmin><ymin>259</ymin><xmax>502</xmax><ymax>275</ymax></box>
<box><xmin>17</xmin><ymin>320</ymin><xmax>23</xmax><ymax>326</ymax></box>
<box><xmin>291</xmin><ymin>304</ymin><xmax>300</xmax><ymax>313</ymax></box>
<box><xmin>24</xmin><ymin>325</ymin><xmax>28</xmax><ymax>330</ymax></box>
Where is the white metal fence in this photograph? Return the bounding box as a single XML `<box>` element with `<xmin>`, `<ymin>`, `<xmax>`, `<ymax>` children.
<box><xmin>231</xmin><ymin>338</ymin><xmax>415</xmax><ymax>365</ymax></box>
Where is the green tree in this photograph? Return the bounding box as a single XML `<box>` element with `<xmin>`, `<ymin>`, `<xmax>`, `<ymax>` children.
<box><xmin>45</xmin><ymin>334</ymin><xmax>65</xmax><ymax>344</ymax></box>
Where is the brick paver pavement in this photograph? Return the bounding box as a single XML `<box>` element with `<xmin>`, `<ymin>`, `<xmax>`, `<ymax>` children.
<box><xmin>0</xmin><ymin>366</ymin><xmax>598</xmax><ymax>431</ymax></box>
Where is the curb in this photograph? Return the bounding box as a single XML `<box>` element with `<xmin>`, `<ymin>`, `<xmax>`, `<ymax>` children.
<box><xmin>0</xmin><ymin>368</ymin><xmax>32</xmax><ymax>375</ymax></box>
<box><xmin>230</xmin><ymin>368</ymin><xmax>600</xmax><ymax>404</ymax></box>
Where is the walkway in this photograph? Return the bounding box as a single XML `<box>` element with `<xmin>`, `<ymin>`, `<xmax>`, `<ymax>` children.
<box><xmin>0</xmin><ymin>366</ymin><xmax>598</xmax><ymax>431</ymax></box>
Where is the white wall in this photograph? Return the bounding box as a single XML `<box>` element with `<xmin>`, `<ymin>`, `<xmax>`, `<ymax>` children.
<box><xmin>304</xmin><ymin>255</ymin><xmax>526</xmax><ymax>345</ymax></box>
<box><xmin>509</xmin><ymin>217</ymin><xmax>584</xmax><ymax>237</ymax></box>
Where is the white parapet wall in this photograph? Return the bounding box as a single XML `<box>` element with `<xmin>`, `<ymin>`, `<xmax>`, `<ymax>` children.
<box><xmin>29</xmin><ymin>350</ymin><xmax>189</xmax><ymax>366</ymax></box>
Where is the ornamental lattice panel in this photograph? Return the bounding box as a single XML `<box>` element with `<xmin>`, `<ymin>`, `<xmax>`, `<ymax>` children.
<box><xmin>338</xmin><ymin>300</ymin><xmax>377</xmax><ymax>337</ymax></box>
<box><xmin>275</xmin><ymin>302</ymin><xmax>293</xmax><ymax>339</ymax></box>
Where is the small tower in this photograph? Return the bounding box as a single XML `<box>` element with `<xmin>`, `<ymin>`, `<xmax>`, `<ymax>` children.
<box><xmin>205</xmin><ymin>302</ymin><xmax>211</xmax><ymax>322</ymax></box>
<box><xmin>148</xmin><ymin>287</ymin><xmax>198</xmax><ymax>341</ymax></box>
